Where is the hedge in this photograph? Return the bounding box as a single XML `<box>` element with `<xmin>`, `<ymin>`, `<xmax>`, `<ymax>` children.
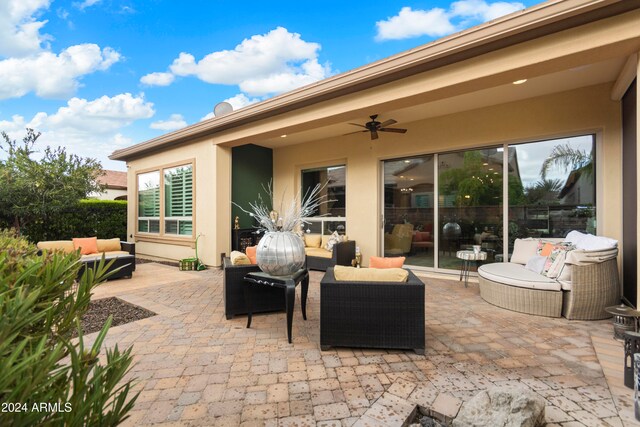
<box><xmin>14</xmin><ymin>199</ymin><xmax>127</xmax><ymax>243</ymax></box>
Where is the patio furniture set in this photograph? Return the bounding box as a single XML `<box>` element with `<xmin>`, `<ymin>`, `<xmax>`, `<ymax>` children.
<box><xmin>224</xmin><ymin>230</ymin><xmax>622</xmax><ymax>355</ymax></box>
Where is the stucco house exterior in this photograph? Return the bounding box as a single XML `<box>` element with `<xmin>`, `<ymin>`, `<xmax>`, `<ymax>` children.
<box><xmin>110</xmin><ymin>0</ymin><xmax>640</xmax><ymax>306</ymax></box>
<box><xmin>92</xmin><ymin>170</ymin><xmax>128</xmax><ymax>200</ymax></box>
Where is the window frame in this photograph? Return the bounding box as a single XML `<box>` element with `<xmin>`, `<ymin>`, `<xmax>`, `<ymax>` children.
<box><xmin>135</xmin><ymin>159</ymin><xmax>196</xmax><ymax>244</ymax></box>
<box><xmin>300</xmin><ymin>163</ymin><xmax>347</xmax><ymax>235</ymax></box>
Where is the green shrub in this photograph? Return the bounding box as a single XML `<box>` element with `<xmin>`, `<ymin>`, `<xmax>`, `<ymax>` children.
<box><xmin>0</xmin><ymin>229</ymin><xmax>137</xmax><ymax>426</ymax></box>
<box><xmin>12</xmin><ymin>199</ymin><xmax>127</xmax><ymax>243</ymax></box>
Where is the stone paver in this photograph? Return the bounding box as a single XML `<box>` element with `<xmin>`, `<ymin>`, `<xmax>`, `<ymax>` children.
<box><xmin>90</xmin><ymin>263</ymin><xmax>638</xmax><ymax>426</ymax></box>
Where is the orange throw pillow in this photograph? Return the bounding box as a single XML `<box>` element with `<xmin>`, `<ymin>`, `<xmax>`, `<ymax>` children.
<box><xmin>537</xmin><ymin>242</ymin><xmax>554</xmax><ymax>257</ymax></box>
<box><xmin>369</xmin><ymin>256</ymin><xmax>405</xmax><ymax>269</ymax></box>
<box><xmin>245</xmin><ymin>246</ymin><xmax>257</xmax><ymax>264</ymax></box>
<box><xmin>72</xmin><ymin>237</ymin><xmax>98</xmax><ymax>255</ymax></box>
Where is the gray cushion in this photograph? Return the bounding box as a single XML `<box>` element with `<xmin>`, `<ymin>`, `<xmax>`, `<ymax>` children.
<box><xmin>478</xmin><ymin>263</ymin><xmax>561</xmax><ymax>291</ymax></box>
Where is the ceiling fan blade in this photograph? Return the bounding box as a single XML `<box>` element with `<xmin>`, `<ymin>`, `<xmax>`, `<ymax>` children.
<box><xmin>380</xmin><ymin>127</ymin><xmax>407</xmax><ymax>133</ymax></box>
<box><xmin>379</xmin><ymin>119</ymin><xmax>397</xmax><ymax>127</ymax></box>
<box><xmin>343</xmin><ymin>130</ymin><xmax>369</xmax><ymax>136</ymax></box>
<box><xmin>371</xmin><ymin>130</ymin><xmax>379</xmax><ymax>140</ymax></box>
<box><xmin>348</xmin><ymin>123</ymin><xmax>367</xmax><ymax>128</ymax></box>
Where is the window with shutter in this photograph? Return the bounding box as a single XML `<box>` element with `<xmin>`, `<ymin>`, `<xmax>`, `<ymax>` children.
<box><xmin>164</xmin><ymin>165</ymin><xmax>193</xmax><ymax>236</ymax></box>
<box><xmin>138</xmin><ymin>171</ymin><xmax>160</xmax><ymax>233</ymax></box>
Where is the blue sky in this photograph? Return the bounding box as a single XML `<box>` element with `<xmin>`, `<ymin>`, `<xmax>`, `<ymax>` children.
<box><xmin>0</xmin><ymin>0</ymin><xmax>539</xmax><ymax>170</ymax></box>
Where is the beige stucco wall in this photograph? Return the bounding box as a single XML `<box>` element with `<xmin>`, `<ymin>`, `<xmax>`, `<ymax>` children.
<box><xmin>124</xmin><ymin>139</ymin><xmax>230</xmax><ymax>266</ymax></box>
<box><xmin>273</xmin><ymin>83</ymin><xmax>622</xmax><ymax>267</ymax></box>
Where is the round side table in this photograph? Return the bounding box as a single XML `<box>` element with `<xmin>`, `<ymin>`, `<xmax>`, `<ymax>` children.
<box><xmin>605</xmin><ymin>304</ymin><xmax>640</xmax><ymax>341</ymax></box>
<box><xmin>456</xmin><ymin>250</ymin><xmax>487</xmax><ymax>288</ymax></box>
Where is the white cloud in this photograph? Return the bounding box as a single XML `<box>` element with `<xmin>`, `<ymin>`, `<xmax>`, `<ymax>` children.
<box><xmin>146</xmin><ymin>27</ymin><xmax>332</xmax><ymax>97</ymax></box>
<box><xmin>140</xmin><ymin>71</ymin><xmax>175</xmax><ymax>86</ymax></box>
<box><xmin>0</xmin><ymin>93</ymin><xmax>154</xmax><ymax>168</ymax></box>
<box><xmin>74</xmin><ymin>0</ymin><xmax>101</xmax><ymax>11</ymax></box>
<box><xmin>150</xmin><ymin>114</ymin><xmax>187</xmax><ymax>131</ymax></box>
<box><xmin>376</xmin><ymin>0</ymin><xmax>525</xmax><ymax>41</ymax></box>
<box><xmin>0</xmin><ymin>0</ymin><xmax>52</xmax><ymax>57</ymax></box>
<box><xmin>0</xmin><ymin>44</ymin><xmax>121</xmax><ymax>99</ymax></box>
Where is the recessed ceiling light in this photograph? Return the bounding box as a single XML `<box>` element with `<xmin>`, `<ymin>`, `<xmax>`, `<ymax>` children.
<box><xmin>399</xmin><ymin>175</ymin><xmax>404</xmax><ymax>178</ymax></box>
<box><xmin>280</xmin><ymin>134</ymin><xmax>287</xmax><ymax>138</ymax></box>
<box><xmin>410</xmin><ymin>178</ymin><xmax>414</xmax><ymax>181</ymax></box>
<box><xmin>404</xmin><ymin>160</ymin><xmax>411</xmax><ymax>163</ymax></box>
<box><xmin>513</xmin><ymin>79</ymin><xmax>527</xmax><ymax>85</ymax></box>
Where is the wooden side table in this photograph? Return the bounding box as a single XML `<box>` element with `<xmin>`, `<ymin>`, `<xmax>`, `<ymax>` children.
<box><xmin>456</xmin><ymin>250</ymin><xmax>487</xmax><ymax>287</ymax></box>
<box><xmin>244</xmin><ymin>268</ymin><xmax>309</xmax><ymax>343</ymax></box>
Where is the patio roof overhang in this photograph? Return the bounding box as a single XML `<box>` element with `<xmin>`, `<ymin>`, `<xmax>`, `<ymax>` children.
<box><xmin>109</xmin><ymin>0</ymin><xmax>640</xmax><ymax>162</ymax></box>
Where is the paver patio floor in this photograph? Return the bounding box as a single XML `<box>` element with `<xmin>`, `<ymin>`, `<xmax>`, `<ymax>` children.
<box><xmin>89</xmin><ymin>263</ymin><xmax>640</xmax><ymax>426</ymax></box>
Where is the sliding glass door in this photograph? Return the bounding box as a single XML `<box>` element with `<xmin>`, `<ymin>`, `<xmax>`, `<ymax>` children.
<box><xmin>383</xmin><ymin>156</ymin><xmax>435</xmax><ymax>267</ymax></box>
<box><xmin>382</xmin><ymin>134</ymin><xmax>595</xmax><ymax>272</ymax></box>
<box><xmin>438</xmin><ymin>148</ymin><xmax>503</xmax><ymax>269</ymax></box>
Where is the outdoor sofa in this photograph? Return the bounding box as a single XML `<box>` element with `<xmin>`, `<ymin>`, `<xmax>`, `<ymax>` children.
<box><xmin>477</xmin><ymin>233</ymin><xmax>619</xmax><ymax>319</ymax></box>
<box><xmin>320</xmin><ymin>266</ymin><xmax>425</xmax><ymax>354</ymax></box>
<box><xmin>36</xmin><ymin>238</ymin><xmax>135</xmax><ymax>280</ymax></box>
<box><xmin>302</xmin><ymin>233</ymin><xmax>356</xmax><ymax>271</ymax></box>
<box><xmin>222</xmin><ymin>257</ymin><xmax>285</xmax><ymax>319</ymax></box>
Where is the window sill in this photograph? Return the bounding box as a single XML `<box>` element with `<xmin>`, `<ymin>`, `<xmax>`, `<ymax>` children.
<box><xmin>134</xmin><ymin>234</ymin><xmax>195</xmax><ymax>247</ymax></box>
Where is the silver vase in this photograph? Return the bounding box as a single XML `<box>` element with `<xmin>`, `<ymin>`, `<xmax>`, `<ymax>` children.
<box><xmin>256</xmin><ymin>231</ymin><xmax>306</xmax><ymax>276</ymax></box>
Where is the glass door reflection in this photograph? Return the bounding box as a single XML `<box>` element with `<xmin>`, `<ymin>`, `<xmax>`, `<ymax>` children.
<box><xmin>383</xmin><ymin>155</ymin><xmax>435</xmax><ymax>268</ymax></box>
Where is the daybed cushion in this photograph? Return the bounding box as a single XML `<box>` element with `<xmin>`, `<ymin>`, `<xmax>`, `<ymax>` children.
<box><xmin>304</xmin><ymin>247</ymin><xmax>332</xmax><ymax>259</ymax></box>
<box><xmin>96</xmin><ymin>238</ymin><xmax>121</xmax><ymax>252</ymax></box>
<box><xmin>370</xmin><ymin>256</ymin><xmax>405</xmax><ymax>269</ymax></box>
<box><xmin>304</xmin><ymin>234</ymin><xmax>322</xmax><ymax>248</ymax></box>
<box><xmin>478</xmin><ymin>263</ymin><xmax>561</xmax><ymax>291</ymax></box>
<box><xmin>566</xmin><ymin>230</ymin><xmax>618</xmax><ymax>251</ymax></box>
<box><xmin>230</xmin><ymin>251</ymin><xmax>251</xmax><ymax>265</ymax></box>
<box><xmin>72</xmin><ymin>237</ymin><xmax>98</xmax><ymax>255</ymax></box>
<box><xmin>333</xmin><ymin>266</ymin><xmax>408</xmax><ymax>282</ymax></box>
<box><xmin>511</xmin><ymin>238</ymin><xmax>540</xmax><ymax>264</ymax></box>
<box><xmin>37</xmin><ymin>240</ymin><xmax>75</xmax><ymax>254</ymax></box>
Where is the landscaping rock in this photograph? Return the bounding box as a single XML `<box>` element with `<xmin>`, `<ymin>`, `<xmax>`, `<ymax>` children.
<box><xmin>452</xmin><ymin>385</ymin><xmax>545</xmax><ymax>427</ymax></box>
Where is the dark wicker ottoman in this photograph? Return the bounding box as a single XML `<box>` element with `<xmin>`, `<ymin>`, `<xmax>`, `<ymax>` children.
<box><xmin>320</xmin><ymin>267</ymin><xmax>425</xmax><ymax>354</ymax></box>
<box><xmin>223</xmin><ymin>257</ymin><xmax>286</xmax><ymax>319</ymax></box>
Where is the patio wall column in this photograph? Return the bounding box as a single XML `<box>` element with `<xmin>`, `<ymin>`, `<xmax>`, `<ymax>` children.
<box><xmin>212</xmin><ymin>145</ymin><xmax>232</xmax><ymax>268</ymax></box>
<box><xmin>637</xmin><ymin>55</ymin><xmax>640</xmax><ymax>308</ymax></box>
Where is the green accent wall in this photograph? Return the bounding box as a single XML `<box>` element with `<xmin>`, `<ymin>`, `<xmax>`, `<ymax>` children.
<box><xmin>232</xmin><ymin>144</ymin><xmax>273</xmax><ymax>228</ymax></box>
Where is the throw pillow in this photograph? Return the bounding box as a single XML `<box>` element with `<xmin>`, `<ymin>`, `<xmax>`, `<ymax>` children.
<box><xmin>370</xmin><ymin>256</ymin><xmax>405</xmax><ymax>269</ymax></box>
<box><xmin>304</xmin><ymin>233</ymin><xmax>322</xmax><ymax>248</ymax></box>
<box><xmin>510</xmin><ymin>238</ymin><xmax>540</xmax><ymax>264</ymax></box>
<box><xmin>536</xmin><ymin>242</ymin><xmax>555</xmax><ymax>257</ymax></box>
<box><xmin>230</xmin><ymin>251</ymin><xmax>251</xmax><ymax>265</ymax></box>
<box><xmin>541</xmin><ymin>244</ymin><xmax>575</xmax><ymax>278</ymax></box>
<box><xmin>245</xmin><ymin>246</ymin><xmax>257</xmax><ymax>264</ymax></box>
<box><xmin>97</xmin><ymin>238</ymin><xmax>121</xmax><ymax>252</ymax></box>
<box><xmin>524</xmin><ymin>255</ymin><xmax>547</xmax><ymax>274</ymax></box>
<box><xmin>72</xmin><ymin>237</ymin><xmax>98</xmax><ymax>255</ymax></box>
<box><xmin>324</xmin><ymin>231</ymin><xmax>343</xmax><ymax>251</ymax></box>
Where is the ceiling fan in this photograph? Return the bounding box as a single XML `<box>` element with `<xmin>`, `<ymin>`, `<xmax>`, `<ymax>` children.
<box><xmin>344</xmin><ymin>114</ymin><xmax>407</xmax><ymax>140</ymax></box>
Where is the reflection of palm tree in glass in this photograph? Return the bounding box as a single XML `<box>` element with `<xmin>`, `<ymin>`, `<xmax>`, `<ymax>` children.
<box><xmin>525</xmin><ymin>179</ymin><xmax>563</xmax><ymax>205</ymax></box>
<box><xmin>540</xmin><ymin>143</ymin><xmax>593</xmax><ymax>180</ymax></box>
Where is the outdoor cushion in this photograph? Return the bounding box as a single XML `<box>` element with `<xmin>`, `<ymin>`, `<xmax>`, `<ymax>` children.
<box><xmin>321</xmin><ymin>235</ymin><xmax>330</xmax><ymax>248</ymax></box>
<box><xmin>37</xmin><ymin>240</ymin><xmax>75</xmax><ymax>254</ymax></box>
<box><xmin>97</xmin><ymin>238</ymin><xmax>121</xmax><ymax>252</ymax></box>
<box><xmin>324</xmin><ymin>231</ymin><xmax>344</xmax><ymax>251</ymax></box>
<box><xmin>81</xmin><ymin>251</ymin><xmax>132</xmax><ymax>262</ymax></box>
<box><xmin>333</xmin><ymin>266</ymin><xmax>408</xmax><ymax>283</ymax></box>
<box><xmin>370</xmin><ymin>256</ymin><xmax>405</xmax><ymax>269</ymax></box>
<box><xmin>510</xmin><ymin>238</ymin><xmax>539</xmax><ymax>264</ymax></box>
<box><xmin>478</xmin><ymin>263</ymin><xmax>561</xmax><ymax>291</ymax></box>
<box><xmin>73</xmin><ymin>237</ymin><xmax>98</xmax><ymax>255</ymax></box>
<box><xmin>304</xmin><ymin>234</ymin><xmax>322</xmax><ymax>248</ymax></box>
<box><xmin>245</xmin><ymin>246</ymin><xmax>257</xmax><ymax>264</ymax></box>
<box><xmin>230</xmin><ymin>251</ymin><xmax>251</xmax><ymax>265</ymax></box>
<box><xmin>575</xmin><ymin>234</ymin><xmax>618</xmax><ymax>251</ymax></box>
<box><xmin>524</xmin><ymin>255</ymin><xmax>546</xmax><ymax>274</ymax></box>
<box><xmin>304</xmin><ymin>247</ymin><xmax>332</xmax><ymax>259</ymax></box>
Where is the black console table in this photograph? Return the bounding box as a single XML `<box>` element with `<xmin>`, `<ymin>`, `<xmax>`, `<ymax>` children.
<box><xmin>244</xmin><ymin>268</ymin><xmax>309</xmax><ymax>343</ymax></box>
<box><xmin>232</xmin><ymin>228</ymin><xmax>259</xmax><ymax>252</ymax></box>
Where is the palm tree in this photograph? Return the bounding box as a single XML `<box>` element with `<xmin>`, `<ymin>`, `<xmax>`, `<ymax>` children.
<box><xmin>540</xmin><ymin>143</ymin><xmax>593</xmax><ymax>180</ymax></box>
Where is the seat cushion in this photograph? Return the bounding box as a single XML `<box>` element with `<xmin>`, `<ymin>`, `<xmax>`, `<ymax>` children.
<box><xmin>305</xmin><ymin>247</ymin><xmax>332</xmax><ymax>259</ymax></box>
<box><xmin>230</xmin><ymin>251</ymin><xmax>251</xmax><ymax>265</ymax></box>
<box><xmin>478</xmin><ymin>263</ymin><xmax>561</xmax><ymax>291</ymax></box>
<box><xmin>510</xmin><ymin>238</ymin><xmax>540</xmax><ymax>264</ymax></box>
<box><xmin>333</xmin><ymin>266</ymin><xmax>408</xmax><ymax>283</ymax></box>
<box><xmin>81</xmin><ymin>251</ymin><xmax>132</xmax><ymax>262</ymax></box>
